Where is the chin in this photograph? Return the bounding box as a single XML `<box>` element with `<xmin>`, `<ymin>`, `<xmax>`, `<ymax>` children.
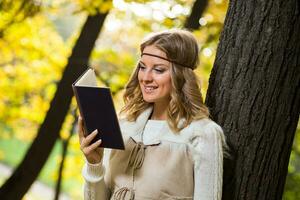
<box><xmin>142</xmin><ymin>97</ymin><xmax>155</xmax><ymax>103</ymax></box>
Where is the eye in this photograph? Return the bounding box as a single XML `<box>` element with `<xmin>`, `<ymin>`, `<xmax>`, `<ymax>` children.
<box><xmin>154</xmin><ymin>67</ymin><xmax>166</xmax><ymax>74</ymax></box>
<box><xmin>138</xmin><ymin>63</ymin><xmax>146</xmax><ymax>71</ymax></box>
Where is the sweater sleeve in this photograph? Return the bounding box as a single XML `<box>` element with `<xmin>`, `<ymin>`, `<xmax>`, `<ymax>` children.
<box><xmin>190</xmin><ymin>121</ymin><xmax>225</xmax><ymax>200</ymax></box>
<box><xmin>82</xmin><ymin>150</ymin><xmax>111</xmax><ymax>200</ymax></box>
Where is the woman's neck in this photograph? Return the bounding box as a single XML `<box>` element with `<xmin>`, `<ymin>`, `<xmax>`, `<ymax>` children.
<box><xmin>150</xmin><ymin>101</ymin><xmax>169</xmax><ymax>120</ymax></box>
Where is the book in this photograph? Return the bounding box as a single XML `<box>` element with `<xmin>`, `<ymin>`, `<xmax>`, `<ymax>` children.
<box><xmin>72</xmin><ymin>68</ymin><xmax>125</xmax><ymax>150</ymax></box>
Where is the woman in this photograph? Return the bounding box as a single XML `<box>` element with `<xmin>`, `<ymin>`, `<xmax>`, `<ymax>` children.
<box><xmin>78</xmin><ymin>29</ymin><xmax>227</xmax><ymax>200</ymax></box>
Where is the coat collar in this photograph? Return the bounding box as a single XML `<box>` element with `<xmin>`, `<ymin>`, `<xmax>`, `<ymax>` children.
<box><xmin>120</xmin><ymin>106</ymin><xmax>188</xmax><ymax>145</ymax></box>
<box><xmin>120</xmin><ymin>106</ymin><xmax>163</xmax><ymax>145</ymax></box>
<box><xmin>119</xmin><ymin>106</ymin><xmax>152</xmax><ymax>138</ymax></box>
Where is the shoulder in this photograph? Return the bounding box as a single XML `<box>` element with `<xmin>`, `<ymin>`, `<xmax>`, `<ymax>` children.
<box><xmin>191</xmin><ymin>118</ymin><xmax>223</xmax><ymax>134</ymax></box>
<box><xmin>118</xmin><ymin>117</ymin><xmax>130</xmax><ymax>128</ymax></box>
<box><xmin>187</xmin><ymin>118</ymin><xmax>225</xmax><ymax>143</ymax></box>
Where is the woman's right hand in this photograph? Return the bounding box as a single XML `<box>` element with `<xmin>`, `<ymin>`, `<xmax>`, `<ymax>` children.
<box><xmin>78</xmin><ymin>116</ymin><xmax>104</xmax><ymax>164</ymax></box>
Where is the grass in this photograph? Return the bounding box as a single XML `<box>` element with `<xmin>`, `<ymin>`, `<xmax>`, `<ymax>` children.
<box><xmin>0</xmin><ymin>138</ymin><xmax>29</xmax><ymax>166</ymax></box>
<box><xmin>0</xmin><ymin>137</ymin><xmax>84</xmax><ymax>199</ymax></box>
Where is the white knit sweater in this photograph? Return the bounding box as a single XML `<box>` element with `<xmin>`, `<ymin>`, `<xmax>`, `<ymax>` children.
<box><xmin>82</xmin><ymin>107</ymin><xmax>225</xmax><ymax>200</ymax></box>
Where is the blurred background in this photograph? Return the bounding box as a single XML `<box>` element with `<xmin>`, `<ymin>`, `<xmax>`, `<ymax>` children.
<box><xmin>0</xmin><ymin>0</ymin><xmax>299</xmax><ymax>199</ymax></box>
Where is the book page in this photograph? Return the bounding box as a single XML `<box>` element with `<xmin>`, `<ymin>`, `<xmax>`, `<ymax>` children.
<box><xmin>75</xmin><ymin>69</ymin><xmax>98</xmax><ymax>87</ymax></box>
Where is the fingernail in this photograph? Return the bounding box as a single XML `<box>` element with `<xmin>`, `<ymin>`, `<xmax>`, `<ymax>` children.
<box><xmin>94</xmin><ymin>129</ymin><xmax>98</xmax><ymax>134</ymax></box>
<box><xmin>97</xmin><ymin>139</ymin><xmax>102</xmax><ymax>143</ymax></box>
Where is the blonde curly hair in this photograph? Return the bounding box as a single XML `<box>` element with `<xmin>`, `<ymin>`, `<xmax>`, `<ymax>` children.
<box><xmin>121</xmin><ymin>29</ymin><xmax>209</xmax><ymax>132</ymax></box>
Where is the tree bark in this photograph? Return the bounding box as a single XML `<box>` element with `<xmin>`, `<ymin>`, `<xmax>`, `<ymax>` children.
<box><xmin>0</xmin><ymin>12</ymin><xmax>108</xmax><ymax>199</ymax></box>
<box><xmin>184</xmin><ymin>0</ymin><xmax>209</xmax><ymax>30</ymax></box>
<box><xmin>205</xmin><ymin>0</ymin><xmax>300</xmax><ymax>200</ymax></box>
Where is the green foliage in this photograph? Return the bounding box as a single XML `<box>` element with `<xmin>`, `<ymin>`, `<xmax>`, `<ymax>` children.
<box><xmin>193</xmin><ymin>0</ymin><xmax>228</xmax><ymax>97</ymax></box>
<box><xmin>91</xmin><ymin>48</ymin><xmax>135</xmax><ymax>94</ymax></box>
<box><xmin>0</xmin><ymin>13</ymin><xmax>68</xmax><ymax>141</ymax></box>
<box><xmin>283</xmin><ymin>122</ymin><xmax>300</xmax><ymax>200</ymax></box>
<box><xmin>118</xmin><ymin>0</ymin><xmax>193</xmax><ymax>31</ymax></box>
<box><xmin>74</xmin><ymin>0</ymin><xmax>113</xmax><ymax>14</ymax></box>
<box><xmin>0</xmin><ymin>0</ymin><xmax>41</xmax><ymax>34</ymax></box>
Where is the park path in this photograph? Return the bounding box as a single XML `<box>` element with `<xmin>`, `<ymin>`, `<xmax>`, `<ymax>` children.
<box><xmin>0</xmin><ymin>163</ymin><xmax>71</xmax><ymax>200</ymax></box>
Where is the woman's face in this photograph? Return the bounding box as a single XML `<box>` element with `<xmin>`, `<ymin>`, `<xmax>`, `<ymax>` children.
<box><xmin>138</xmin><ymin>45</ymin><xmax>172</xmax><ymax>105</ymax></box>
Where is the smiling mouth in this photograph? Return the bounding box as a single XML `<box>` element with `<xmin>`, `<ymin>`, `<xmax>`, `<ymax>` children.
<box><xmin>144</xmin><ymin>85</ymin><xmax>158</xmax><ymax>93</ymax></box>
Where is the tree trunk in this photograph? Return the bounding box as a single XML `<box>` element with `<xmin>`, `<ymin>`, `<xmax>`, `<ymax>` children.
<box><xmin>54</xmin><ymin>109</ymin><xmax>77</xmax><ymax>200</ymax></box>
<box><xmin>0</xmin><ymin>12</ymin><xmax>108</xmax><ymax>199</ymax></box>
<box><xmin>184</xmin><ymin>0</ymin><xmax>209</xmax><ymax>30</ymax></box>
<box><xmin>205</xmin><ymin>0</ymin><xmax>300</xmax><ymax>200</ymax></box>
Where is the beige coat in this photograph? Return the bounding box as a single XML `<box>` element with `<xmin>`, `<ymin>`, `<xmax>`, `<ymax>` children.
<box><xmin>82</xmin><ymin>107</ymin><xmax>225</xmax><ymax>200</ymax></box>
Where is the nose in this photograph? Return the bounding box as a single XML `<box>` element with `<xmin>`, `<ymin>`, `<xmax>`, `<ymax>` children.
<box><xmin>142</xmin><ymin>69</ymin><xmax>153</xmax><ymax>82</ymax></box>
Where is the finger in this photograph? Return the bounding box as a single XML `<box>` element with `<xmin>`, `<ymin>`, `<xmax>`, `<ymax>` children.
<box><xmin>80</xmin><ymin>118</ymin><xmax>85</xmax><ymax>133</ymax></box>
<box><xmin>78</xmin><ymin>120</ymin><xmax>86</xmax><ymax>145</ymax></box>
<box><xmin>78</xmin><ymin>116</ymin><xmax>84</xmax><ymax>139</ymax></box>
<box><xmin>83</xmin><ymin>139</ymin><xmax>102</xmax><ymax>155</ymax></box>
<box><xmin>81</xmin><ymin>129</ymin><xmax>99</xmax><ymax>148</ymax></box>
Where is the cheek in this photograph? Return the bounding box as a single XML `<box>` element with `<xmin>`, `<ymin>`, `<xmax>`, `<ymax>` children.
<box><xmin>137</xmin><ymin>72</ymin><xmax>142</xmax><ymax>83</ymax></box>
<box><xmin>165</xmin><ymin>80</ymin><xmax>172</xmax><ymax>94</ymax></box>
<box><xmin>158</xmin><ymin>75</ymin><xmax>172</xmax><ymax>92</ymax></box>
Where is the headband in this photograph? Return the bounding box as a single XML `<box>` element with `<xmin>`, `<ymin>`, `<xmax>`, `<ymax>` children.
<box><xmin>141</xmin><ymin>53</ymin><xmax>194</xmax><ymax>69</ymax></box>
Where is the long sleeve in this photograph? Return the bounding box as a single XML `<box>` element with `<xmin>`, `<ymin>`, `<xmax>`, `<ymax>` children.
<box><xmin>82</xmin><ymin>150</ymin><xmax>111</xmax><ymax>200</ymax></box>
<box><xmin>191</xmin><ymin>121</ymin><xmax>225</xmax><ymax>200</ymax></box>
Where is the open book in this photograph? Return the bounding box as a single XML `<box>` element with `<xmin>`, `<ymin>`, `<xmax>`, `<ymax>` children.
<box><xmin>72</xmin><ymin>68</ymin><xmax>125</xmax><ymax>150</ymax></box>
